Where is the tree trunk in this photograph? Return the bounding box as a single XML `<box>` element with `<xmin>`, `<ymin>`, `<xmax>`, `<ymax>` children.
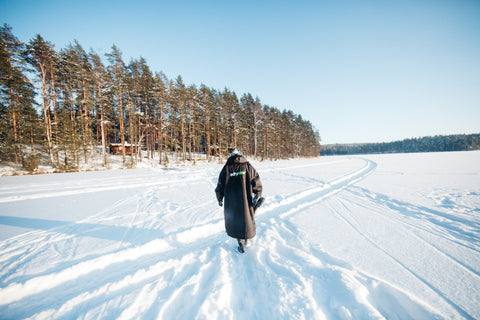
<box><xmin>82</xmin><ymin>71</ymin><xmax>89</xmax><ymax>164</ymax></box>
<box><xmin>50</xmin><ymin>69</ymin><xmax>60</xmax><ymax>167</ymax></box>
<box><xmin>181</xmin><ymin>106</ymin><xmax>186</xmax><ymax>162</ymax></box>
<box><xmin>98</xmin><ymin>82</ymin><xmax>107</xmax><ymax>167</ymax></box>
<box><xmin>158</xmin><ymin>102</ymin><xmax>165</xmax><ymax>165</ymax></box>
<box><xmin>119</xmin><ymin>103</ymin><xmax>126</xmax><ymax>163</ymax></box>
<box><xmin>9</xmin><ymin>76</ymin><xmax>19</xmax><ymax>168</ymax></box>
<box><xmin>40</xmin><ymin>64</ymin><xmax>54</xmax><ymax>166</ymax></box>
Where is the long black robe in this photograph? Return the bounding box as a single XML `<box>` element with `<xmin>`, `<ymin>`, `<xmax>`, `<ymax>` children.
<box><xmin>215</xmin><ymin>155</ymin><xmax>262</xmax><ymax>239</ymax></box>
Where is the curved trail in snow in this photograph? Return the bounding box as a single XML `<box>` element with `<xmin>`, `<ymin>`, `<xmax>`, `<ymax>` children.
<box><xmin>0</xmin><ymin>156</ymin><xmax>478</xmax><ymax>319</ymax></box>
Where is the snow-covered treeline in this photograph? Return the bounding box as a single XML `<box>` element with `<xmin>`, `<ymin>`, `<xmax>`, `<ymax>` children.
<box><xmin>321</xmin><ymin>133</ymin><xmax>480</xmax><ymax>156</ymax></box>
<box><xmin>0</xmin><ymin>24</ymin><xmax>321</xmax><ymax>172</ymax></box>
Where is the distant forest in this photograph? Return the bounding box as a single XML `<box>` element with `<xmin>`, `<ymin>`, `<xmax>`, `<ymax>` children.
<box><xmin>0</xmin><ymin>24</ymin><xmax>321</xmax><ymax>171</ymax></box>
<box><xmin>321</xmin><ymin>134</ymin><xmax>480</xmax><ymax>156</ymax></box>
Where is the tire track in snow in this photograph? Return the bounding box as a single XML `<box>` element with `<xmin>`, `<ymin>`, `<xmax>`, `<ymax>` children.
<box><xmin>349</xmin><ymin>187</ymin><xmax>480</xmax><ymax>253</ymax></box>
<box><xmin>237</xmin><ymin>157</ymin><xmax>442</xmax><ymax>319</ymax></box>
<box><xmin>0</xmin><ymin>191</ymin><xmax>144</xmax><ymax>286</ymax></box>
<box><xmin>165</xmin><ymin>158</ymin><xmax>377</xmax><ymax>247</ymax></box>
<box><xmin>345</xmin><ymin>187</ymin><xmax>480</xmax><ymax>275</ymax></box>
<box><xmin>330</xmin><ymin>193</ymin><xmax>476</xmax><ymax>319</ymax></box>
<box><xmin>0</xmin><ymin>168</ymin><xmax>208</xmax><ymax>203</ymax></box>
<box><xmin>337</xmin><ymin>187</ymin><xmax>480</xmax><ymax>318</ymax></box>
<box><xmin>227</xmin><ymin>217</ymin><xmax>439</xmax><ymax>319</ymax></box>
<box><xmin>259</xmin><ymin>158</ymin><xmax>377</xmax><ymax>219</ymax></box>
<box><xmin>31</xmin><ymin>252</ymin><xmax>199</xmax><ymax>320</ymax></box>
<box><xmin>19</xmin><ymin>240</ymin><xmax>236</xmax><ymax>319</ymax></box>
<box><xmin>348</xmin><ymin>187</ymin><xmax>480</xmax><ymax>246</ymax></box>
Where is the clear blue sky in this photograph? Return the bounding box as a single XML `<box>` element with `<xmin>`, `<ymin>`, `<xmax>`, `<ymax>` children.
<box><xmin>2</xmin><ymin>0</ymin><xmax>479</xmax><ymax>144</ymax></box>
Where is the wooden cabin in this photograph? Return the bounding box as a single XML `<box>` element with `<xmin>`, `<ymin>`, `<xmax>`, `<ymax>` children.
<box><xmin>109</xmin><ymin>143</ymin><xmax>139</xmax><ymax>155</ymax></box>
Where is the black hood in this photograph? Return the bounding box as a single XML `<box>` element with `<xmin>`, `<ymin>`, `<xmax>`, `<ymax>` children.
<box><xmin>226</xmin><ymin>155</ymin><xmax>247</xmax><ymax>165</ymax></box>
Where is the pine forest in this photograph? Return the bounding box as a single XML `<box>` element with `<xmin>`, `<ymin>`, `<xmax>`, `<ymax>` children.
<box><xmin>0</xmin><ymin>25</ymin><xmax>321</xmax><ymax>172</ymax></box>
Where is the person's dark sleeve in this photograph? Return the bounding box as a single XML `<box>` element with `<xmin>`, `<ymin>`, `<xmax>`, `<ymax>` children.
<box><xmin>249</xmin><ymin>165</ymin><xmax>262</xmax><ymax>198</ymax></box>
<box><xmin>215</xmin><ymin>165</ymin><xmax>226</xmax><ymax>202</ymax></box>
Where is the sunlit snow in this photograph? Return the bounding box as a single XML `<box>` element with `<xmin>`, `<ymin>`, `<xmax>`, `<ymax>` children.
<box><xmin>0</xmin><ymin>151</ymin><xmax>479</xmax><ymax>319</ymax></box>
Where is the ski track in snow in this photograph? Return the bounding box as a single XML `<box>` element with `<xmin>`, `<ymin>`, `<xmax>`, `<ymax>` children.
<box><xmin>328</xmin><ymin>194</ymin><xmax>478</xmax><ymax>319</ymax></box>
<box><xmin>0</xmin><ymin>155</ymin><xmax>479</xmax><ymax>319</ymax></box>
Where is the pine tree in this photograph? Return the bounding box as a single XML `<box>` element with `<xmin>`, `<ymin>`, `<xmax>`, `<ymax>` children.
<box><xmin>0</xmin><ymin>24</ymin><xmax>38</xmax><ymax>168</ymax></box>
<box><xmin>57</xmin><ymin>45</ymin><xmax>82</xmax><ymax>168</ymax></box>
<box><xmin>25</xmin><ymin>34</ymin><xmax>59</xmax><ymax>166</ymax></box>
<box><xmin>220</xmin><ymin>88</ymin><xmax>239</xmax><ymax>149</ymax></box>
<box><xmin>186</xmin><ymin>84</ymin><xmax>200</xmax><ymax>161</ymax></box>
<box><xmin>262</xmin><ymin>105</ymin><xmax>273</xmax><ymax>160</ymax></box>
<box><xmin>125</xmin><ymin>58</ymin><xmax>140</xmax><ymax>165</ymax></box>
<box><xmin>198</xmin><ymin>85</ymin><xmax>214</xmax><ymax>161</ymax></box>
<box><xmin>72</xmin><ymin>40</ymin><xmax>94</xmax><ymax>164</ymax></box>
<box><xmin>128</xmin><ymin>57</ymin><xmax>156</xmax><ymax>161</ymax></box>
<box><xmin>240</xmin><ymin>93</ymin><xmax>263</xmax><ymax>159</ymax></box>
<box><xmin>106</xmin><ymin>45</ymin><xmax>127</xmax><ymax>164</ymax></box>
<box><xmin>171</xmin><ymin>76</ymin><xmax>188</xmax><ymax>162</ymax></box>
<box><xmin>153</xmin><ymin>72</ymin><xmax>168</xmax><ymax>164</ymax></box>
<box><xmin>90</xmin><ymin>51</ymin><xmax>112</xmax><ymax>167</ymax></box>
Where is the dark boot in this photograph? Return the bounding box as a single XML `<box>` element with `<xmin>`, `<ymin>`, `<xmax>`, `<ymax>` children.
<box><xmin>237</xmin><ymin>239</ymin><xmax>245</xmax><ymax>253</ymax></box>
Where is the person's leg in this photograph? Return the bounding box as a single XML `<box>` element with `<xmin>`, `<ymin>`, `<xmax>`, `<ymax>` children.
<box><xmin>237</xmin><ymin>239</ymin><xmax>245</xmax><ymax>253</ymax></box>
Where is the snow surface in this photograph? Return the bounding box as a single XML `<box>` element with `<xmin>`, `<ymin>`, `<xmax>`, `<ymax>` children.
<box><xmin>0</xmin><ymin>151</ymin><xmax>479</xmax><ymax>319</ymax></box>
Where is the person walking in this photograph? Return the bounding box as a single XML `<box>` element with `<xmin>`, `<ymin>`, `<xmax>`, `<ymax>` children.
<box><xmin>215</xmin><ymin>149</ymin><xmax>264</xmax><ymax>253</ymax></box>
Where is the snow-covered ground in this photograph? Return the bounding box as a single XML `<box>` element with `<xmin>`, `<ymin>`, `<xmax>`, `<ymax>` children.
<box><xmin>0</xmin><ymin>151</ymin><xmax>479</xmax><ymax>319</ymax></box>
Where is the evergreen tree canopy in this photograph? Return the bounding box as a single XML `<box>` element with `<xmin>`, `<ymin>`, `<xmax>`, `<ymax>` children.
<box><xmin>1</xmin><ymin>26</ymin><xmax>321</xmax><ymax>170</ymax></box>
<box><xmin>321</xmin><ymin>134</ymin><xmax>480</xmax><ymax>156</ymax></box>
